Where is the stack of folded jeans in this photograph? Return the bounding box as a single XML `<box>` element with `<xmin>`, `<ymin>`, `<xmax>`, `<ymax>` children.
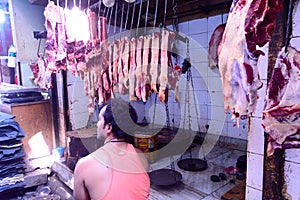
<box><xmin>0</xmin><ymin>112</ymin><xmax>26</xmax><ymax>193</ymax></box>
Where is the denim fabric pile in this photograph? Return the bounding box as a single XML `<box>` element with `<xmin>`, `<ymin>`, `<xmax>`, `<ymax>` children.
<box><xmin>0</xmin><ymin>112</ymin><xmax>26</xmax><ymax>193</ymax></box>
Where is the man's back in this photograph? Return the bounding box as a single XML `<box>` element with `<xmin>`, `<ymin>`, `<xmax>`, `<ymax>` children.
<box><xmin>74</xmin><ymin>142</ymin><xmax>150</xmax><ymax>200</ymax></box>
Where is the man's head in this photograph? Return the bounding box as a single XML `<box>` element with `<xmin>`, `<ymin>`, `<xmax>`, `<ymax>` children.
<box><xmin>97</xmin><ymin>98</ymin><xmax>138</xmax><ymax>141</ymax></box>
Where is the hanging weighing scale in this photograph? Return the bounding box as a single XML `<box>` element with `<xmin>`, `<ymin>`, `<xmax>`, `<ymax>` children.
<box><xmin>148</xmin><ymin>0</ymin><xmax>182</xmax><ymax>186</ymax></box>
<box><xmin>177</xmin><ymin>38</ymin><xmax>208</xmax><ymax>172</ymax></box>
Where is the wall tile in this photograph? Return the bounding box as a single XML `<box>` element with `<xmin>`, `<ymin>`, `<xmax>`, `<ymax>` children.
<box><xmin>194</xmin><ymin>90</ymin><xmax>209</xmax><ymax>105</ymax></box>
<box><xmin>285</xmin><ymin>149</ymin><xmax>300</xmax><ymax>164</ymax></box>
<box><xmin>207</xmin><ymin>119</ymin><xmax>226</xmax><ymax>135</ymax></box>
<box><xmin>207</xmin><ymin>76</ymin><xmax>223</xmax><ymax>91</ymax></box>
<box><xmin>227</xmin><ymin>121</ymin><xmax>248</xmax><ymax>140</ymax></box>
<box><xmin>190</xmin><ymin>33</ymin><xmax>208</xmax><ymax>49</ymax></box>
<box><xmin>290</xmin><ymin>38</ymin><xmax>300</xmax><ymax>50</ymax></box>
<box><xmin>293</xmin><ymin>1</ymin><xmax>300</xmax><ymax>37</ymax></box>
<box><xmin>246</xmin><ymin>186</ymin><xmax>263</xmax><ymax>200</ymax></box>
<box><xmin>252</xmin><ymin>79</ymin><xmax>267</xmax><ymax>118</ymax></box>
<box><xmin>192</xmin><ymin>62</ymin><xmax>208</xmax><ymax>79</ymax></box>
<box><xmin>189</xmin><ymin>48</ymin><xmax>208</xmax><ymax>63</ymax></box>
<box><xmin>70</xmin><ymin>112</ymin><xmax>89</xmax><ymax>130</ymax></box>
<box><xmin>189</xmin><ymin>18</ymin><xmax>208</xmax><ymax>35</ymax></box>
<box><xmin>178</xmin><ymin>21</ymin><xmax>189</xmax><ymax>34</ymax></box>
<box><xmin>284</xmin><ymin>161</ymin><xmax>300</xmax><ymax>199</ymax></box>
<box><xmin>257</xmin><ymin>43</ymin><xmax>269</xmax><ymax>80</ymax></box>
<box><xmin>208</xmin><ymin>91</ymin><xmax>224</xmax><ymax>106</ymax></box>
<box><xmin>246</xmin><ymin>153</ymin><xmax>264</xmax><ymax>190</ymax></box>
<box><xmin>208</xmin><ymin>15</ymin><xmax>222</xmax><ymax>32</ymax></box>
<box><xmin>69</xmin><ymin>96</ymin><xmax>90</xmax><ymax>114</ymax></box>
<box><xmin>248</xmin><ymin>117</ymin><xmax>264</xmax><ymax>155</ymax></box>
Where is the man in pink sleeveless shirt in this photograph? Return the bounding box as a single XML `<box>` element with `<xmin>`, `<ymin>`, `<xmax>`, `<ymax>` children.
<box><xmin>74</xmin><ymin>98</ymin><xmax>150</xmax><ymax>200</ymax></box>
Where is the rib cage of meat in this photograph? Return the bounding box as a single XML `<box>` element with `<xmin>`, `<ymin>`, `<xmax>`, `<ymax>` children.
<box><xmin>39</xmin><ymin>2</ymin><xmax>180</xmax><ymax>113</ymax></box>
<box><xmin>262</xmin><ymin>46</ymin><xmax>300</xmax><ymax>156</ymax></box>
<box><xmin>218</xmin><ymin>0</ymin><xmax>283</xmax><ymax>125</ymax></box>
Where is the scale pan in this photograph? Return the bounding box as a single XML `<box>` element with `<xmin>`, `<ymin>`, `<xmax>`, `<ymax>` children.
<box><xmin>149</xmin><ymin>169</ymin><xmax>182</xmax><ymax>186</ymax></box>
<box><xmin>177</xmin><ymin>158</ymin><xmax>208</xmax><ymax>171</ymax></box>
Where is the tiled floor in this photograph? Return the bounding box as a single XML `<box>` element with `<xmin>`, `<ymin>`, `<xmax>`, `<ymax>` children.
<box><xmin>148</xmin><ymin>143</ymin><xmax>247</xmax><ymax>200</ymax></box>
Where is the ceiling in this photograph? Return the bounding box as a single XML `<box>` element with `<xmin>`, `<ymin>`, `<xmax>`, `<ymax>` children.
<box><xmin>29</xmin><ymin>0</ymin><xmax>232</xmax><ymax>28</ymax></box>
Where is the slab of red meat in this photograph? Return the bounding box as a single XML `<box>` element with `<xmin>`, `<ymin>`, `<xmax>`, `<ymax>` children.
<box><xmin>208</xmin><ymin>24</ymin><xmax>226</xmax><ymax>69</ymax></box>
<box><xmin>218</xmin><ymin>0</ymin><xmax>283</xmax><ymax>124</ymax></box>
<box><xmin>262</xmin><ymin>46</ymin><xmax>300</xmax><ymax>156</ymax></box>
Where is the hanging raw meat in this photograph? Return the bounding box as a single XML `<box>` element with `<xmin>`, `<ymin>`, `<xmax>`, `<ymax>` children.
<box><xmin>141</xmin><ymin>35</ymin><xmax>152</xmax><ymax>102</ymax></box>
<box><xmin>135</xmin><ymin>36</ymin><xmax>144</xmax><ymax>100</ymax></box>
<box><xmin>218</xmin><ymin>0</ymin><xmax>283</xmax><ymax>124</ymax></box>
<box><xmin>129</xmin><ymin>38</ymin><xmax>137</xmax><ymax>101</ymax></box>
<box><xmin>122</xmin><ymin>37</ymin><xmax>130</xmax><ymax>90</ymax></box>
<box><xmin>262</xmin><ymin>46</ymin><xmax>300</xmax><ymax>156</ymax></box>
<box><xmin>74</xmin><ymin>9</ymin><xmax>90</xmax><ymax>73</ymax></box>
<box><xmin>44</xmin><ymin>1</ymin><xmax>66</xmax><ymax>73</ymax></box>
<box><xmin>29</xmin><ymin>54</ymin><xmax>53</xmax><ymax>89</ymax></box>
<box><xmin>158</xmin><ymin>30</ymin><xmax>175</xmax><ymax>103</ymax></box>
<box><xmin>150</xmin><ymin>32</ymin><xmax>160</xmax><ymax>93</ymax></box>
<box><xmin>65</xmin><ymin>8</ymin><xmax>78</xmax><ymax>75</ymax></box>
<box><xmin>112</xmin><ymin>39</ymin><xmax>120</xmax><ymax>92</ymax></box>
<box><xmin>118</xmin><ymin>39</ymin><xmax>126</xmax><ymax>94</ymax></box>
<box><xmin>208</xmin><ymin>24</ymin><xmax>226</xmax><ymax>69</ymax></box>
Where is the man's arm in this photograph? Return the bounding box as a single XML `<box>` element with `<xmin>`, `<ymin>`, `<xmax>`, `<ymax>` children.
<box><xmin>73</xmin><ymin>159</ymin><xmax>91</xmax><ymax>200</ymax></box>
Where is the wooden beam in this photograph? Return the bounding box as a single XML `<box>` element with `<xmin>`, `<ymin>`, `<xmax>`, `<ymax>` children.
<box><xmin>262</xmin><ymin>1</ymin><xmax>289</xmax><ymax>199</ymax></box>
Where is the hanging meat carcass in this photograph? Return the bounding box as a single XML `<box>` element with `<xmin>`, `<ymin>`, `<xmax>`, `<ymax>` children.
<box><xmin>208</xmin><ymin>24</ymin><xmax>226</xmax><ymax>69</ymax></box>
<box><xmin>218</xmin><ymin>0</ymin><xmax>283</xmax><ymax>125</ymax></box>
<box><xmin>29</xmin><ymin>54</ymin><xmax>53</xmax><ymax>89</ymax></box>
<box><xmin>135</xmin><ymin>36</ymin><xmax>144</xmax><ymax>100</ymax></box>
<box><xmin>141</xmin><ymin>35</ymin><xmax>152</xmax><ymax>102</ymax></box>
<box><xmin>121</xmin><ymin>37</ymin><xmax>130</xmax><ymax>91</ymax></box>
<box><xmin>150</xmin><ymin>32</ymin><xmax>160</xmax><ymax>93</ymax></box>
<box><xmin>158</xmin><ymin>30</ymin><xmax>175</xmax><ymax>103</ymax></box>
<box><xmin>44</xmin><ymin>1</ymin><xmax>67</xmax><ymax>73</ymax></box>
<box><xmin>262</xmin><ymin>46</ymin><xmax>300</xmax><ymax>156</ymax></box>
<box><xmin>129</xmin><ymin>38</ymin><xmax>137</xmax><ymax>101</ymax></box>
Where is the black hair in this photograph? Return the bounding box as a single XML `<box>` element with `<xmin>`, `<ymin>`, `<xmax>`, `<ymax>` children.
<box><xmin>99</xmin><ymin>98</ymin><xmax>137</xmax><ymax>143</ymax></box>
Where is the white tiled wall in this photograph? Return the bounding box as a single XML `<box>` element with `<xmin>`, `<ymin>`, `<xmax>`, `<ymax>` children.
<box><xmin>68</xmin><ymin>13</ymin><xmax>249</xmax><ymax>143</ymax></box>
<box><xmin>283</xmin><ymin>1</ymin><xmax>300</xmax><ymax>199</ymax></box>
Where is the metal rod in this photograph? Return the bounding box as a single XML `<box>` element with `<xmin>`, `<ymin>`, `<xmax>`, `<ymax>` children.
<box><xmin>124</xmin><ymin>3</ymin><xmax>130</xmax><ymax>30</ymax></box>
<box><xmin>285</xmin><ymin>0</ymin><xmax>293</xmax><ymax>52</ymax></box>
<box><xmin>144</xmin><ymin>0</ymin><xmax>149</xmax><ymax>33</ymax></box>
<box><xmin>107</xmin><ymin>7</ymin><xmax>113</xmax><ymax>34</ymax></box>
<box><xmin>136</xmin><ymin>0</ymin><xmax>143</xmax><ymax>35</ymax></box>
<box><xmin>98</xmin><ymin>0</ymin><xmax>102</xmax><ymax>16</ymax></box>
<box><xmin>163</xmin><ymin>0</ymin><xmax>168</xmax><ymax>27</ymax></box>
<box><xmin>65</xmin><ymin>0</ymin><xmax>67</xmax><ymax>8</ymax></box>
<box><xmin>73</xmin><ymin>0</ymin><xmax>76</xmax><ymax>7</ymax></box>
<box><xmin>79</xmin><ymin>0</ymin><xmax>82</xmax><ymax>9</ymax></box>
<box><xmin>120</xmin><ymin>2</ymin><xmax>125</xmax><ymax>32</ymax></box>
<box><xmin>153</xmin><ymin>0</ymin><xmax>158</xmax><ymax>28</ymax></box>
<box><xmin>114</xmin><ymin>3</ymin><xmax>118</xmax><ymax>34</ymax></box>
<box><xmin>88</xmin><ymin>0</ymin><xmax>91</xmax><ymax>8</ymax></box>
<box><xmin>130</xmin><ymin>2</ymin><xmax>136</xmax><ymax>30</ymax></box>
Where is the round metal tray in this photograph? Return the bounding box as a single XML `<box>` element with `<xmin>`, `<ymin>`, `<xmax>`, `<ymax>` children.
<box><xmin>177</xmin><ymin>158</ymin><xmax>208</xmax><ymax>171</ymax></box>
<box><xmin>149</xmin><ymin>169</ymin><xmax>182</xmax><ymax>186</ymax></box>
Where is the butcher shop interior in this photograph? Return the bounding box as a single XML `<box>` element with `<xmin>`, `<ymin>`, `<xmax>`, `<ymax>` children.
<box><xmin>0</xmin><ymin>0</ymin><xmax>300</xmax><ymax>199</ymax></box>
